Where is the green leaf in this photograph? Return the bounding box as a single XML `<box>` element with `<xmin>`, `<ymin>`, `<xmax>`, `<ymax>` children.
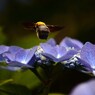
<box><xmin>12</xmin><ymin>70</ymin><xmax>41</xmax><ymax>89</ymax></box>
<box><xmin>0</xmin><ymin>83</ymin><xmax>32</xmax><ymax>95</ymax></box>
<box><xmin>0</xmin><ymin>70</ymin><xmax>14</xmax><ymax>80</ymax></box>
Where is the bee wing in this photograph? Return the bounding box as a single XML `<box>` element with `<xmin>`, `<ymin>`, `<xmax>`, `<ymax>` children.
<box><xmin>22</xmin><ymin>22</ymin><xmax>35</xmax><ymax>30</ymax></box>
<box><xmin>47</xmin><ymin>25</ymin><xmax>64</xmax><ymax>32</ymax></box>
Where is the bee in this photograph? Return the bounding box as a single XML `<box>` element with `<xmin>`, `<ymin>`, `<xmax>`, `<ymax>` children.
<box><xmin>23</xmin><ymin>21</ymin><xmax>64</xmax><ymax>39</ymax></box>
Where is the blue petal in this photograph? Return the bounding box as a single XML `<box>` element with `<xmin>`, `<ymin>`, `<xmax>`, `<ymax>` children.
<box><xmin>0</xmin><ymin>45</ymin><xmax>9</xmax><ymax>61</ymax></box>
<box><xmin>24</xmin><ymin>46</ymin><xmax>37</xmax><ymax>65</ymax></box>
<box><xmin>7</xmin><ymin>61</ymin><xmax>33</xmax><ymax>68</ymax></box>
<box><xmin>77</xmin><ymin>58</ymin><xmax>92</xmax><ymax>72</ymax></box>
<box><xmin>8</xmin><ymin>46</ymin><xmax>23</xmax><ymax>54</ymax></box>
<box><xmin>15</xmin><ymin>47</ymin><xmax>37</xmax><ymax>65</ymax></box>
<box><xmin>0</xmin><ymin>45</ymin><xmax>9</xmax><ymax>54</ymax></box>
<box><xmin>70</xmin><ymin>79</ymin><xmax>95</xmax><ymax>95</ymax></box>
<box><xmin>3</xmin><ymin>53</ymin><xmax>15</xmax><ymax>62</ymax></box>
<box><xmin>0</xmin><ymin>55</ymin><xmax>5</xmax><ymax>62</ymax></box>
<box><xmin>54</xmin><ymin>45</ymin><xmax>67</xmax><ymax>58</ymax></box>
<box><xmin>42</xmin><ymin>49</ymin><xmax>77</xmax><ymax>62</ymax></box>
<box><xmin>60</xmin><ymin>37</ymin><xmax>83</xmax><ymax>50</ymax></box>
<box><xmin>0</xmin><ymin>66</ymin><xmax>21</xmax><ymax>71</ymax></box>
<box><xmin>15</xmin><ymin>49</ymin><xmax>29</xmax><ymax>64</ymax></box>
<box><xmin>46</xmin><ymin>38</ymin><xmax>56</xmax><ymax>46</ymax></box>
<box><xmin>3</xmin><ymin>46</ymin><xmax>37</xmax><ymax>68</ymax></box>
<box><xmin>40</xmin><ymin>43</ymin><xmax>53</xmax><ymax>50</ymax></box>
<box><xmin>40</xmin><ymin>43</ymin><xmax>57</xmax><ymax>56</ymax></box>
<box><xmin>42</xmin><ymin>53</ymin><xmax>58</xmax><ymax>62</ymax></box>
<box><xmin>59</xmin><ymin>50</ymin><xmax>78</xmax><ymax>62</ymax></box>
<box><xmin>80</xmin><ymin>42</ymin><xmax>95</xmax><ymax>69</ymax></box>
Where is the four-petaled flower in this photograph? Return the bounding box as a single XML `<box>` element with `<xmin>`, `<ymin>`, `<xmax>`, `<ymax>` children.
<box><xmin>38</xmin><ymin>37</ymin><xmax>83</xmax><ymax>63</ymax></box>
<box><xmin>40</xmin><ymin>42</ymin><xmax>77</xmax><ymax>62</ymax></box>
<box><xmin>0</xmin><ymin>46</ymin><xmax>37</xmax><ymax>71</ymax></box>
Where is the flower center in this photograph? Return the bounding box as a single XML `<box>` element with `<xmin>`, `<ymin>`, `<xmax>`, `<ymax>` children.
<box><xmin>66</xmin><ymin>47</ymin><xmax>75</xmax><ymax>51</ymax></box>
<box><xmin>57</xmin><ymin>54</ymin><xmax>61</xmax><ymax>58</ymax></box>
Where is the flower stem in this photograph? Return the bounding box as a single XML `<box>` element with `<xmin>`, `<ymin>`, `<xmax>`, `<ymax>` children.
<box><xmin>0</xmin><ymin>79</ymin><xmax>13</xmax><ymax>86</ymax></box>
<box><xmin>29</xmin><ymin>68</ymin><xmax>47</xmax><ymax>85</ymax></box>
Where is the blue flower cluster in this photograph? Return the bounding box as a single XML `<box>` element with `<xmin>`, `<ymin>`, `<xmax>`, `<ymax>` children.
<box><xmin>0</xmin><ymin>37</ymin><xmax>95</xmax><ymax>76</ymax></box>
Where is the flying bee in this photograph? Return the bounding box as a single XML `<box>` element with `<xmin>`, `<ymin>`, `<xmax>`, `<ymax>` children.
<box><xmin>23</xmin><ymin>21</ymin><xmax>64</xmax><ymax>39</ymax></box>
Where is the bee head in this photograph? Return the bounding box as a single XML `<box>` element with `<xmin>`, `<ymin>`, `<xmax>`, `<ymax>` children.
<box><xmin>35</xmin><ymin>21</ymin><xmax>46</xmax><ymax>28</ymax></box>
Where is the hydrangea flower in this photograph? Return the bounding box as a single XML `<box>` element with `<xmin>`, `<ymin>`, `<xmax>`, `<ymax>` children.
<box><xmin>0</xmin><ymin>45</ymin><xmax>9</xmax><ymax>62</ymax></box>
<box><xmin>37</xmin><ymin>38</ymin><xmax>79</xmax><ymax>63</ymax></box>
<box><xmin>59</xmin><ymin>37</ymin><xmax>86</xmax><ymax>69</ymax></box>
<box><xmin>40</xmin><ymin>43</ymin><xmax>77</xmax><ymax>62</ymax></box>
<box><xmin>1</xmin><ymin>46</ymin><xmax>37</xmax><ymax>71</ymax></box>
<box><xmin>77</xmin><ymin>42</ymin><xmax>95</xmax><ymax>74</ymax></box>
<box><xmin>70</xmin><ymin>79</ymin><xmax>95</xmax><ymax>95</ymax></box>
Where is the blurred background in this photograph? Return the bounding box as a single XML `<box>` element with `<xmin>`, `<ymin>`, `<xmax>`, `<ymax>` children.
<box><xmin>0</xmin><ymin>0</ymin><xmax>95</xmax><ymax>47</ymax></box>
<box><xmin>0</xmin><ymin>0</ymin><xmax>95</xmax><ymax>95</ymax></box>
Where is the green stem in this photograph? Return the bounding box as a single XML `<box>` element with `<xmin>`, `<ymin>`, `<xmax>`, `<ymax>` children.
<box><xmin>30</xmin><ymin>68</ymin><xmax>53</xmax><ymax>95</ymax></box>
<box><xmin>29</xmin><ymin>68</ymin><xmax>47</xmax><ymax>85</ymax></box>
<box><xmin>0</xmin><ymin>79</ymin><xmax>13</xmax><ymax>86</ymax></box>
<box><xmin>41</xmin><ymin>80</ymin><xmax>52</xmax><ymax>95</ymax></box>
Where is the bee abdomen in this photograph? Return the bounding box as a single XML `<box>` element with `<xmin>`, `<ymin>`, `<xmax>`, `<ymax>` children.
<box><xmin>37</xmin><ymin>31</ymin><xmax>49</xmax><ymax>39</ymax></box>
<box><xmin>36</xmin><ymin>25</ymin><xmax>50</xmax><ymax>39</ymax></box>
